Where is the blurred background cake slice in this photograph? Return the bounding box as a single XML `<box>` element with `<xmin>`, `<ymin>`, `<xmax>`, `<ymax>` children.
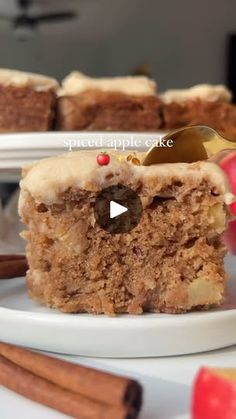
<box><xmin>56</xmin><ymin>71</ymin><xmax>162</xmax><ymax>131</ymax></box>
<box><xmin>0</xmin><ymin>69</ymin><xmax>59</xmax><ymax>132</ymax></box>
<box><xmin>19</xmin><ymin>150</ymin><xmax>232</xmax><ymax>315</ymax></box>
<box><xmin>161</xmin><ymin>84</ymin><xmax>236</xmax><ymax>140</ymax></box>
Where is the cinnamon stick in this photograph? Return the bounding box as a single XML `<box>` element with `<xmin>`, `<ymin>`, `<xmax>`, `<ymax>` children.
<box><xmin>0</xmin><ymin>342</ymin><xmax>142</xmax><ymax>411</ymax></box>
<box><xmin>0</xmin><ymin>355</ymin><xmax>136</xmax><ymax>419</ymax></box>
<box><xmin>0</xmin><ymin>255</ymin><xmax>28</xmax><ymax>279</ymax></box>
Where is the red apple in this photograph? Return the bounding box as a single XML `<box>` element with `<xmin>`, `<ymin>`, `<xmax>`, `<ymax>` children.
<box><xmin>218</xmin><ymin>151</ymin><xmax>236</xmax><ymax>254</ymax></box>
<box><xmin>220</xmin><ymin>151</ymin><xmax>236</xmax><ymax>216</ymax></box>
<box><xmin>192</xmin><ymin>367</ymin><xmax>236</xmax><ymax>419</ymax></box>
<box><xmin>96</xmin><ymin>152</ymin><xmax>110</xmax><ymax>166</ymax></box>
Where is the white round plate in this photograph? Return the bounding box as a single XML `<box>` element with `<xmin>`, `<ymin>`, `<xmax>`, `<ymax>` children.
<box><xmin>0</xmin><ymin>254</ymin><xmax>235</xmax><ymax>358</ymax></box>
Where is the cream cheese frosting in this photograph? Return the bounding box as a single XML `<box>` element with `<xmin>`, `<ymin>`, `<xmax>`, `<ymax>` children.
<box><xmin>161</xmin><ymin>84</ymin><xmax>232</xmax><ymax>104</ymax></box>
<box><xmin>0</xmin><ymin>69</ymin><xmax>59</xmax><ymax>91</ymax></box>
<box><xmin>19</xmin><ymin>150</ymin><xmax>232</xmax><ymax>206</ymax></box>
<box><xmin>58</xmin><ymin>71</ymin><xmax>157</xmax><ymax>96</ymax></box>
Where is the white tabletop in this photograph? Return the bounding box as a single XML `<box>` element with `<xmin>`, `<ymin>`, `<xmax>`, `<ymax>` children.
<box><xmin>1</xmin><ymin>345</ymin><xmax>236</xmax><ymax>419</ymax></box>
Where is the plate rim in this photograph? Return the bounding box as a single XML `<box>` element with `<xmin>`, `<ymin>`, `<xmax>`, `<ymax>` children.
<box><xmin>1</xmin><ymin>274</ymin><xmax>236</xmax><ymax>357</ymax></box>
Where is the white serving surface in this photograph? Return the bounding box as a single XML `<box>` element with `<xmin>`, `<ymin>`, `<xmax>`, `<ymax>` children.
<box><xmin>0</xmin><ymin>254</ymin><xmax>235</xmax><ymax>358</ymax></box>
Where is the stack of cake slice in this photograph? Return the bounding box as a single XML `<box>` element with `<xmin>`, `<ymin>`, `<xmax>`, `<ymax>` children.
<box><xmin>0</xmin><ymin>69</ymin><xmax>58</xmax><ymax>132</ymax></box>
<box><xmin>161</xmin><ymin>84</ymin><xmax>236</xmax><ymax>140</ymax></box>
<box><xmin>0</xmin><ymin>68</ymin><xmax>236</xmax><ymax>138</ymax></box>
<box><xmin>56</xmin><ymin>71</ymin><xmax>162</xmax><ymax>132</ymax></box>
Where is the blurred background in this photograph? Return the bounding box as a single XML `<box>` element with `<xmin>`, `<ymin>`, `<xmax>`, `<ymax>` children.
<box><xmin>0</xmin><ymin>0</ymin><xmax>235</xmax><ymax>91</ymax></box>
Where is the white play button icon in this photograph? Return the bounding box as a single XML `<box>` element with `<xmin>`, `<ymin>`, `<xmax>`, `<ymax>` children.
<box><xmin>110</xmin><ymin>200</ymin><xmax>128</xmax><ymax>219</ymax></box>
<box><xmin>94</xmin><ymin>184</ymin><xmax>143</xmax><ymax>234</ymax></box>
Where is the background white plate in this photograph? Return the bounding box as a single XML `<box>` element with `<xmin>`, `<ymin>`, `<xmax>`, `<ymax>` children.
<box><xmin>0</xmin><ymin>254</ymin><xmax>235</xmax><ymax>358</ymax></box>
<box><xmin>0</xmin><ymin>131</ymin><xmax>164</xmax><ymax>181</ymax></box>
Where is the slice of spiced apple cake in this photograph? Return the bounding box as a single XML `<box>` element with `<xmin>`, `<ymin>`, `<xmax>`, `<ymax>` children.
<box><xmin>19</xmin><ymin>150</ymin><xmax>233</xmax><ymax>315</ymax></box>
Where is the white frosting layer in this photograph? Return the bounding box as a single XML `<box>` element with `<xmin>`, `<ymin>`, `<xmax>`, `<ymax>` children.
<box><xmin>161</xmin><ymin>84</ymin><xmax>232</xmax><ymax>104</ymax></box>
<box><xmin>0</xmin><ymin>69</ymin><xmax>59</xmax><ymax>91</ymax></box>
<box><xmin>58</xmin><ymin>71</ymin><xmax>157</xmax><ymax>96</ymax></box>
<box><xmin>19</xmin><ymin>150</ymin><xmax>231</xmax><ymax>206</ymax></box>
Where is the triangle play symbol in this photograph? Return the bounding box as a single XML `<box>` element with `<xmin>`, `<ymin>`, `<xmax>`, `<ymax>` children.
<box><xmin>109</xmin><ymin>200</ymin><xmax>128</xmax><ymax>219</ymax></box>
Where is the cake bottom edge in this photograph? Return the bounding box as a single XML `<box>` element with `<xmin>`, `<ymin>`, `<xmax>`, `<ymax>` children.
<box><xmin>26</xmin><ymin>273</ymin><xmax>226</xmax><ymax>316</ymax></box>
